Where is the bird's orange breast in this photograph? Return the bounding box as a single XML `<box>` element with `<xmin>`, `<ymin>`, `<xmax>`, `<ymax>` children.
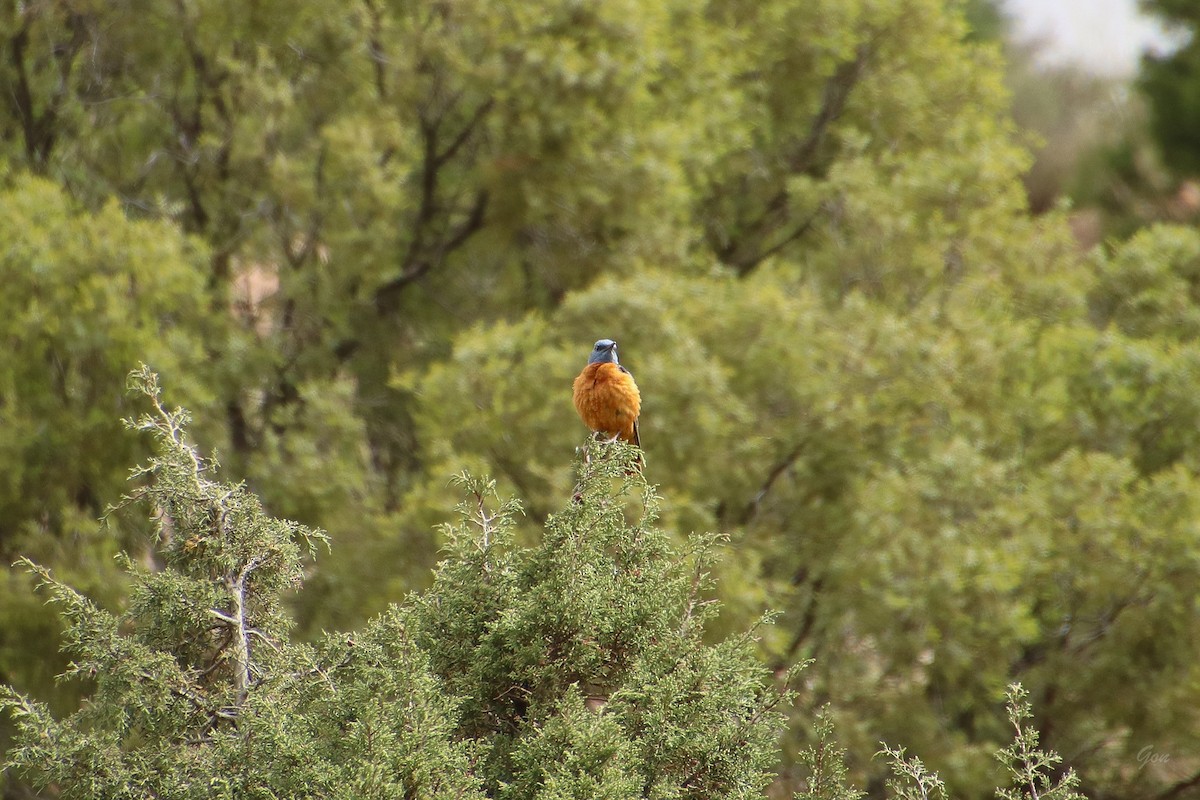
<box><xmin>572</xmin><ymin>362</ymin><xmax>641</xmax><ymax>444</ymax></box>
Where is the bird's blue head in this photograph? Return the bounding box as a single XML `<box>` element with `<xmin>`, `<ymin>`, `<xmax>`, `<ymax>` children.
<box><xmin>588</xmin><ymin>339</ymin><xmax>619</xmax><ymax>365</ymax></box>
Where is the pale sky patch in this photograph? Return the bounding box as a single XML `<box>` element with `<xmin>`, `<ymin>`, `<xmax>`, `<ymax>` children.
<box><xmin>1002</xmin><ymin>0</ymin><xmax>1188</xmax><ymax>77</ymax></box>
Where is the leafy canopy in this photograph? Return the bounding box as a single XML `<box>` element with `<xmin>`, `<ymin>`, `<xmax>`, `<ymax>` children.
<box><xmin>2</xmin><ymin>371</ymin><xmax>785</xmax><ymax>799</ymax></box>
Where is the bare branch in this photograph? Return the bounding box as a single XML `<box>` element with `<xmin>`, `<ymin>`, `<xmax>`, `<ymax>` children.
<box><xmin>223</xmin><ymin>556</ymin><xmax>264</xmax><ymax>704</ymax></box>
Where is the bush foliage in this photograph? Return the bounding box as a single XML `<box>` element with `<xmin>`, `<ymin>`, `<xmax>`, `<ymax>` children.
<box><xmin>3</xmin><ymin>375</ymin><xmax>1093</xmax><ymax>800</ymax></box>
<box><xmin>3</xmin><ymin>372</ymin><xmax>785</xmax><ymax>798</ymax></box>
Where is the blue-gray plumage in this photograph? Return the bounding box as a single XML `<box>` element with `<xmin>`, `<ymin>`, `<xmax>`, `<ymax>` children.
<box><xmin>588</xmin><ymin>339</ymin><xmax>619</xmax><ymax>365</ymax></box>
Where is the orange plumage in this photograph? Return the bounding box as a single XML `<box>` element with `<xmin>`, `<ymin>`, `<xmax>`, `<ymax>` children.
<box><xmin>573</xmin><ymin>362</ymin><xmax>641</xmax><ymax>446</ymax></box>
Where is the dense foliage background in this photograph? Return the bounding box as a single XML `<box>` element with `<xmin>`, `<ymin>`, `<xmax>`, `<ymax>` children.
<box><xmin>2</xmin><ymin>0</ymin><xmax>1199</xmax><ymax>797</ymax></box>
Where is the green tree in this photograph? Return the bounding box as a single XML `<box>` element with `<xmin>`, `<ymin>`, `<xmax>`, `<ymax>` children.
<box><xmin>0</xmin><ymin>169</ymin><xmax>211</xmax><ymax>739</ymax></box>
<box><xmin>1</xmin><ymin>378</ymin><xmax>1100</xmax><ymax>800</ymax></box>
<box><xmin>2</xmin><ymin>371</ymin><xmax>785</xmax><ymax>798</ymax></box>
<box><xmin>1139</xmin><ymin>2</ymin><xmax>1200</xmax><ymax>176</ymax></box>
<box><xmin>961</xmin><ymin>0</ymin><xmax>1003</xmax><ymax>40</ymax></box>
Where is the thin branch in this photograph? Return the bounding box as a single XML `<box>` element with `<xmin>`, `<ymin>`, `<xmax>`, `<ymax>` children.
<box><xmin>434</xmin><ymin>99</ymin><xmax>494</xmax><ymax>168</ymax></box>
<box><xmin>735</xmin><ymin>442</ymin><xmax>806</xmax><ymax>526</ymax></box>
<box><xmin>789</xmin><ymin>42</ymin><xmax>873</xmax><ymax>176</ymax></box>
<box><xmin>474</xmin><ymin>489</ymin><xmax>493</xmax><ymax>551</ymax></box>
<box><xmin>371</xmin><ymin>80</ymin><xmax>491</xmax><ymax>316</ymax></box>
<box><xmin>8</xmin><ymin>23</ymin><xmax>39</xmax><ymax>161</ymax></box>
<box><xmin>208</xmin><ymin>608</ymin><xmax>237</xmax><ymax>625</ymax></box>
<box><xmin>224</xmin><ymin>556</ymin><xmax>264</xmax><ymax>704</ymax></box>
<box><xmin>443</xmin><ymin>189</ymin><xmax>489</xmax><ymax>253</ymax></box>
<box><xmin>139</xmin><ymin>671</ymin><xmax>238</xmax><ymax>722</ymax></box>
<box><xmin>776</xmin><ymin>575</ymin><xmax>825</xmax><ymax>667</ymax></box>
<box><xmin>373</xmin><ymin>189</ymin><xmax>489</xmax><ymax>313</ymax></box>
<box><xmin>148</xmin><ymin>386</ymin><xmax>206</xmax><ymax>477</ymax></box>
<box><xmin>6</xmin><ymin>11</ymin><xmax>85</xmax><ymax>167</ymax></box>
<box><xmin>199</xmin><ymin>625</ymin><xmax>234</xmax><ymax>678</ymax></box>
<box><xmin>738</xmin><ymin>208</ymin><xmax>823</xmax><ymax>272</ymax></box>
<box><xmin>715</xmin><ymin>39</ymin><xmax>875</xmax><ymax>275</ymax></box>
<box><xmin>361</xmin><ymin>0</ymin><xmax>388</xmax><ymax>98</ymax></box>
<box><xmin>289</xmin><ymin>640</ymin><xmax>354</xmax><ymax>689</ymax></box>
<box><xmin>677</xmin><ymin>556</ymin><xmax>708</xmax><ymax>638</ymax></box>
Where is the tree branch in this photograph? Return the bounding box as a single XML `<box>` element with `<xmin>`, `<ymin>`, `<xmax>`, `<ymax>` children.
<box><xmin>789</xmin><ymin>42</ymin><xmax>873</xmax><ymax>176</ymax></box>
<box><xmin>225</xmin><ymin>556</ymin><xmax>264</xmax><ymax>704</ymax></box>
<box><xmin>373</xmin><ymin>189</ymin><xmax>489</xmax><ymax>315</ymax></box>
<box><xmin>7</xmin><ymin>23</ymin><xmax>38</xmax><ymax>160</ymax></box>
<box><xmin>734</xmin><ymin>441</ymin><xmax>806</xmax><ymax>526</ymax></box>
<box><xmin>775</xmin><ymin>574</ymin><xmax>825</xmax><ymax>668</ymax></box>
<box><xmin>715</xmin><ymin>40</ymin><xmax>874</xmax><ymax>275</ymax></box>
<box><xmin>361</xmin><ymin>0</ymin><xmax>388</xmax><ymax>99</ymax></box>
<box><xmin>370</xmin><ymin>83</ymin><xmax>492</xmax><ymax>317</ymax></box>
<box><xmin>434</xmin><ymin>99</ymin><xmax>494</xmax><ymax>168</ymax></box>
<box><xmin>7</xmin><ymin>11</ymin><xmax>86</xmax><ymax>167</ymax></box>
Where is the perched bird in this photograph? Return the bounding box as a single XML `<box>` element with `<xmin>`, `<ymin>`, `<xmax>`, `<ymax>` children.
<box><xmin>572</xmin><ymin>338</ymin><xmax>641</xmax><ymax>449</ymax></box>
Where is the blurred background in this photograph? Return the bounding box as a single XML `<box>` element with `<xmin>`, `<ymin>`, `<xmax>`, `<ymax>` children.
<box><xmin>3</xmin><ymin>0</ymin><xmax>1200</xmax><ymax>797</ymax></box>
<box><xmin>997</xmin><ymin>0</ymin><xmax>1196</xmax><ymax>239</ymax></box>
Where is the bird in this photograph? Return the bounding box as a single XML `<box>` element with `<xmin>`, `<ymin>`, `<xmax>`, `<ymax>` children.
<box><xmin>572</xmin><ymin>338</ymin><xmax>641</xmax><ymax>451</ymax></box>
